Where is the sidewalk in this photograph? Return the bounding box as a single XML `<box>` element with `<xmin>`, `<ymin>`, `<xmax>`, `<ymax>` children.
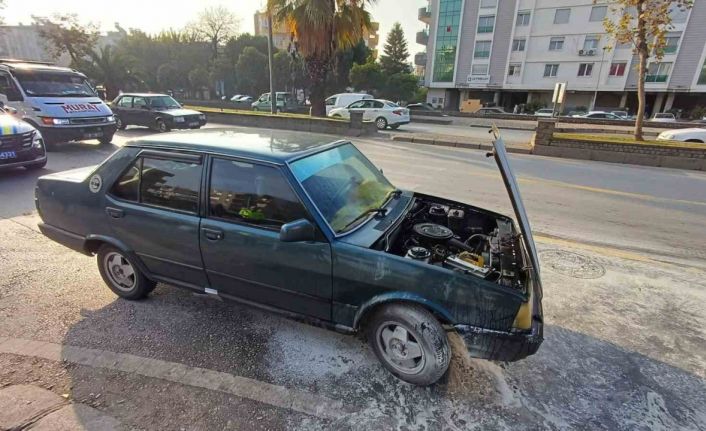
<box><xmin>0</xmin><ymin>385</ymin><xmax>123</xmax><ymax>431</ymax></box>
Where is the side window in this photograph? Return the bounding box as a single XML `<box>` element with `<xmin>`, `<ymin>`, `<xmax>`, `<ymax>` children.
<box><xmin>0</xmin><ymin>72</ymin><xmax>12</xmax><ymax>95</ymax></box>
<box><xmin>348</xmin><ymin>100</ymin><xmax>365</xmax><ymax>109</ymax></box>
<box><xmin>140</xmin><ymin>157</ymin><xmax>201</xmax><ymax>213</ymax></box>
<box><xmin>133</xmin><ymin>96</ymin><xmax>147</xmax><ymax>109</ymax></box>
<box><xmin>111</xmin><ymin>159</ymin><xmax>141</xmax><ymax>201</ymax></box>
<box><xmin>209</xmin><ymin>158</ymin><xmax>308</xmax><ymax>229</ymax></box>
<box><xmin>325</xmin><ymin>97</ymin><xmax>336</xmax><ymax>106</ymax></box>
<box><xmin>372</xmin><ymin>101</ymin><xmax>384</xmax><ymax>109</ymax></box>
<box><xmin>117</xmin><ymin>96</ymin><xmax>133</xmax><ymax>108</ymax></box>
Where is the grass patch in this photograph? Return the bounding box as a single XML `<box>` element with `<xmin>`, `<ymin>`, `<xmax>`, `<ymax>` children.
<box><xmin>554</xmin><ymin>133</ymin><xmax>706</xmax><ymax>150</ymax></box>
<box><xmin>184</xmin><ymin>105</ymin><xmax>347</xmax><ymax>123</ymax></box>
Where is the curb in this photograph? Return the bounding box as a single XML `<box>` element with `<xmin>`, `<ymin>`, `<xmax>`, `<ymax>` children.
<box><xmin>389</xmin><ymin>135</ymin><xmax>532</xmax><ymax>155</ymax></box>
<box><xmin>468</xmin><ymin>124</ymin><xmax>535</xmax><ymax>132</ymax></box>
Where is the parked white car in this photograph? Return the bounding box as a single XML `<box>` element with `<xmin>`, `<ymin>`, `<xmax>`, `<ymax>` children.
<box><xmin>572</xmin><ymin>111</ymin><xmax>624</xmax><ymax>120</ymax></box>
<box><xmin>651</xmin><ymin>113</ymin><xmax>676</xmax><ymax>123</ymax></box>
<box><xmin>325</xmin><ymin>93</ymin><xmax>372</xmax><ymax>115</ymax></box>
<box><xmin>328</xmin><ymin>99</ymin><xmax>410</xmax><ymax>130</ymax></box>
<box><xmin>657</xmin><ymin>128</ymin><xmax>706</xmax><ymax>143</ymax></box>
<box><xmin>534</xmin><ymin>109</ymin><xmax>554</xmax><ymax>117</ymax></box>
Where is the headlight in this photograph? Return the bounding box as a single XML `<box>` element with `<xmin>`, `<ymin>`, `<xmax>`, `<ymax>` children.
<box><xmin>41</xmin><ymin>117</ymin><xmax>70</xmax><ymax>125</ymax></box>
<box><xmin>31</xmin><ymin>130</ymin><xmax>44</xmax><ymax>149</ymax></box>
<box><xmin>199</xmin><ymin>114</ymin><xmax>206</xmax><ymax>120</ymax></box>
<box><xmin>658</xmin><ymin>132</ymin><xmax>673</xmax><ymax>140</ymax></box>
<box><xmin>173</xmin><ymin>116</ymin><xmax>185</xmax><ymax>123</ymax></box>
<box><xmin>106</xmin><ymin>115</ymin><xmax>116</xmax><ymax>122</ymax></box>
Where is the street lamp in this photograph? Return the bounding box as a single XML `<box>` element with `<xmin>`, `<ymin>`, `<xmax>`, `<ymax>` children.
<box><xmin>591</xmin><ymin>46</ymin><xmax>609</xmax><ymax>111</ymax></box>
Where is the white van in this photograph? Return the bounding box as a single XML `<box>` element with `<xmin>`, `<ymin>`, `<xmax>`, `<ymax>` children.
<box><xmin>325</xmin><ymin>93</ymin><xmax>372</xmax><ymax>115</ymax></box>
<box><xmin>0</xmin><ymin>59</ymin><xmax>117</xmax><ymax>147</ymax></box>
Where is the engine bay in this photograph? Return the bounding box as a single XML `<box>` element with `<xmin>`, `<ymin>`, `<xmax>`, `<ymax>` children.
<box><xmin>375</xmin><ymin>196</ymin><xmax>527</xmax><ymax>290</ymax></box>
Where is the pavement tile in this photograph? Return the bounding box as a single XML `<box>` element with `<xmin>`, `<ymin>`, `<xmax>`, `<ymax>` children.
<box><xmin>29</xmin><ymin>404</ymin><xmax>123</xmax><ymax>431</ymax></box>
<box><xmin>61</xmin><ymin>346</ymin><xmax>99</xmax><ymax>367</ymax></box>
<box><xmin>0</xmin><ymin>385</ymin><xmax>65</xmax><ymax>430</ymax></box>
<box><xmin>0</xmin><ymin>337</ymin><xmax>33</xmax><ymax>356</ymax></box>
<box><xmin>32</xmin><ymin>342</ymin><xmax>63</xmax><ymax>362</ymax></box>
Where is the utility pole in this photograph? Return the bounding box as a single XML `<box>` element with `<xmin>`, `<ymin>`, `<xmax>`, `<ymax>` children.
<box><xmin>591</xmin><ymin>46</ymin><xmax>608</xmax><ymax>111</ymax></box>
<box><xmin>267</xmin><ymin>10</ymin><xmax>276</xmax><ymax>114</ymax></box>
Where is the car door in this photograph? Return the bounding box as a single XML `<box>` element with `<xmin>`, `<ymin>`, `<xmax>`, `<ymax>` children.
<box><xmin>131</xmin><ymin>96</ymin><xmax>149</xmax><ymax>127</ymax></box>
<box><xmin>114</xmin><ymin>96</ymin><xmax>132</xmax><ymax>124</ymax></box>
<box><xmin>105</xmin><ymin>150</ymin><xmax>209</xmax><ymax>288</ymax></box>
<box><xmin>345</xmin><ymin>100</ymin><xmax>366</xmax><ymax>119</ymax></box>
<box><xmin>367</xmin><ymin>100</ymin><xmax>385</xmax><ymax>121</ymax></box>
<box><xmin>199</xmin><ymin>157</ymin><xmax>332</xmax><ymax>320</ymax></box>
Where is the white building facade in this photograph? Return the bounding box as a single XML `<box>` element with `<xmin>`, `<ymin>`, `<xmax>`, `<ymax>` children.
<box><xmin>419</xmin><ymin>0</ymin><xmax>706</xmax><ymax>115</ymax></box>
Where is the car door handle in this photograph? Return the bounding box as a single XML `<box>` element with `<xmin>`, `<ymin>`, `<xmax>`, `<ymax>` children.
<box><xmin>105</xmin><ymin>207</ymin><xmax>124</xmax><ymax>219</ymax></box>
<box><xmin>202</xmin><ymin>227</ymin><xmax>224</xmax><ymax>241</ymax></box>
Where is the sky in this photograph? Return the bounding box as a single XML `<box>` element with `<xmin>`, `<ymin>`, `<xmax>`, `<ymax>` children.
<box><xmin>2</xmin><ymin>0</ymin><xmax>428</xmax><ymax>60</ymax></box>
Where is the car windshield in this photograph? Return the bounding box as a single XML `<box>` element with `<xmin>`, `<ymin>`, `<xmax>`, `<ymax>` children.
<box><xmin>291</xmin><ymin>143</ymin><xmax>396</xmax><ymax>233</ymax></box>
<box><xmin>14</xmin><ymin>71</ymin><xmax>96</xmax><ymax>97</ymax></box>
<box><xmin>149</xmin><ymin>96</ymin><xmax>181</xmax><ymax>109</ymax></box>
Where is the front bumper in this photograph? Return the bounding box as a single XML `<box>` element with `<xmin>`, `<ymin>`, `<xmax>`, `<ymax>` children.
<box><xmin>0</xmin><ymin>147</ymin><xmax>47</xmax><ymax>171</ymax></box>
<box><xmin>38</xmin><ymin>124</ymin><xmax>118</xmax><ymax>144</ymax></box>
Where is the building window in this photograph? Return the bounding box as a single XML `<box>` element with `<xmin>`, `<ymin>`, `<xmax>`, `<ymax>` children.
<box><xmin>512</xmin><ymin>38</ymin><xmax>526</xmax><ymax>52</ymax></box>
<box><xmin>432</xmin><ymin>0</ymin><xmax>463</xmax><ymax>82</ymax></box>
<box><xmin>478</xmin><ymin>15</ymin><xmax>495</xmax><ymax>33</ymax></box>
<box><xmin>583</xmin><ymin>35</ymin><xmax>601</xmax><ymax>51</ymax></box>
<box><xmin>474</xmin><ymin>40</ymin><xmax>491</xmax><ymax>58</ymax></box>
<box><xmin>663</xmin><ymin>35</ymin><xmax>680</xmax><ymax>54</ymax></box>
<box><xmin>549</xmin><ymin>37</ymin><xmax>565</xmax><ymax>51</ymax></box>
<box><xmin>480</xmin><ymin>0</ymin><xmax>497</xmax><ymax>8</ymax></box>
<box><xmin>698</xmin><ymin>59</ymin><xmax>706</xmax><ymax>85</ymax></box>
<box><xmin>578</xmin><ymin>63</ymin><xmax>594</xmax><ymax>77</ymax></box>
<box><xmin>589</xmin><ymin>6</ymin><xmax>607</xmax><ymax>22</ymax></box>
<box><xmin>554</xmin><ymin>8</ymin><xmax>571</xmax><ymax>24</ymax></box>
<box><xmin>646</xmin><ymin>62</ymin><xmax>672</xmax><ymax>82</ymax></box>
<box><xmin>669</xmin><ymin>6</ymin><xmax>688</xmax><ymax>23</ymax></box>
<box><xmin>516</xmin><ymin>11</ymin><xmax>531</xmax><ymax>26</ymax></box>
<box><xmin>544</xmin><ymin>64</ymin><xmax>559</xmax><ymax>77</ymax></box>
<box><xmin>609</xmin><ymin>62</ymin><xmax>627</xmax><ymax>76</ymax></box>
<box><xmin>471</xmin><ymin>64</ymin><xmax>489</xmax><ymax>75</ymax></box>
<box><xmin>508</xmin><ymin>63</ymin><xmax>521</xmax><ymax>76</ymax></box>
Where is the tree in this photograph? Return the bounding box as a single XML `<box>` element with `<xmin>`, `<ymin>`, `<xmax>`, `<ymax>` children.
<box><xmin>382</xmin><ymin>72</ymin><xmax>418</xmax><ymax>102</ymax></box>
<box><xmin>267</xmin><ymin>0</ymin><xmax>376</xmax><ymax>116</ymax></box>
<box><xmin>84</xmin><ymin>45</ymin><xmax>141</xmax><ymax>99</ymax></box>
<box><xmin>236</xmin><ymin>47</ymin><xmax>269</xmax><ymax>96</ymax></box>
<box><xmin>600</xmin><ymin>0</ymin><xmax>693</xmax><ymax>140</ymax></box>
<box><xmin>156</xmin><ymin>63</ymin><xmax>183</xmax><ymax>92</ymax></box>
<box><xmin>33</xmin><ymin>14</ymin><xmax>99</xmax><ymax>66</ymax></box>
<box><xmin>188</xmin><ymin>67</ymin><xmax>210</xmax><ymax>98</ymax></box>
<box><xmin>350</xmin><ymin>61</ymin><xmax>384</xmax><ymax>94</ymax></box>
<box><xmin>188</xmin><ymin>6</ymin><xmax>240</xmax><ymax>61</ymax></box>
<box><xmin>379</xmin><ymin>22</ymin><xmax>411</xmax><ymax>76</ymax></box>
<box><xmin>0</xmin><ymin>0</ymin><xmax>6</xmax><ymax>24</ymax></box>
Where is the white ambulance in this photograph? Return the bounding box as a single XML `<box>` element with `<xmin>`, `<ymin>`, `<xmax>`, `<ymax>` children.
<box><xmin>0</xmin><ymin>59</ymin><xmax>117</xmax><ymax>148</ymax></box>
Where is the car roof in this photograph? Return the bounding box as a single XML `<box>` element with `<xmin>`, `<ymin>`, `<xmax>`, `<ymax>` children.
<box><xmin>126</xmin><ymin>128</ymin><xmax>348</xmax><ymax>164</ymax></box>
<box><xmin>0</xmin><ymin>61</ymin><xmax>83</xmax><ymax>75</ymax></box>
<box><xmin>117</xmin><ymin>93</ymin><xmax>170</xmax><ymax>98</ymax></box>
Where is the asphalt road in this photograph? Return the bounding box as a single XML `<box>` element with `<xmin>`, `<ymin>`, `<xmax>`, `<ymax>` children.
<box><xmin>1</xmin><ymin>124</ymin><xmax>704</xmax><ymax>430</ymax></box>
<box><xmin>384</xmin><ymin>121</ymin><xmax>536</xmax><ymax>144</ymax></box>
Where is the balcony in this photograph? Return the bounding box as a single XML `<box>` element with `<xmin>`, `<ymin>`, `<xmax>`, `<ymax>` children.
<box><xmin>414</xmin><ymin>52</ymin><xmax>427</xmax><ymax>66</ymax></box>
<box><xmin>416</xmin><ymin>30</ymin><xmax>429</xmax><ymax>45</ymax></box>
<box><xmin>418</xmin><ymin>7</ymin><xmax>431</xmax><ymax>23</ymax></box>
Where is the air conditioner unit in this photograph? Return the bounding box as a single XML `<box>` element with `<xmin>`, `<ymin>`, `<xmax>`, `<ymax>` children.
<box><xmin>578</xmin><ymin>49</ymin><xmax>585</xmax><ymax>56</ymax></box>
<box><xmin>587</xmin><ymin>49</ymin><xmax>596</xmax><ymax>56</ymax></box>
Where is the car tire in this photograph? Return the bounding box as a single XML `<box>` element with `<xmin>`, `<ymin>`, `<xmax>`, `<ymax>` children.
<box><xmin>98</xmin><ymin>134</ymin><xmax>114</xmax><ymax>145</ymax></box>
<box><xmin>97</xmin><ymin>245</ymin><xmax>156</xmax><ymax>300</ymax></box>
<box><xmin>375</xmin><ymin>117</ymin><xmax>388</xmax><ymax>130</ymax></box>
<box><xmin>115</xmin><ymin>116</ymin><xmax>126</xmax><ymax>130</ymax></box>
<box><xmin>24</xmin><ymin>159</ymin><xmax>47</xmax><ymax>170</ymax></box>
<box><xmin>685</xmin><ymin>139</ymin><xmax>704</xmax><ymax>143</ymax></box>
<box><xmin>366</xmin><ymin>303</ymin><xmax>450</xmax><ymax>386</ymax></box>
<box><xmin>156</xmin><ymin>120</ymin><xmax>169</xmax><ymax>133</ymax></box>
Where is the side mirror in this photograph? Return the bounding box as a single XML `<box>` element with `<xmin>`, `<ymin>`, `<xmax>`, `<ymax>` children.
<box><xmin>279</xmin><ymin>219</ymin><xmax>316</xmax><ymax>243</ymax></box>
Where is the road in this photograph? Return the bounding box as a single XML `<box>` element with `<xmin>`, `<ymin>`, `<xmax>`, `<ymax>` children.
<box><xmin>1</xmin><ymin>124</ymin><xmax>705</xmax><ymax>430</ymax></box>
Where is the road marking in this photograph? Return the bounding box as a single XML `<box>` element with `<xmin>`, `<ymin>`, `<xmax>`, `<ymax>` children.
<box><xmin>0</xmin><ymin>337</ymin><xmax>353</xmax><ymax>420</ymax></box>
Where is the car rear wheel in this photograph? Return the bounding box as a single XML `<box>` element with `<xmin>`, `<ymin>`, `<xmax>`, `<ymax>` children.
<box><xmin>375</xmin><ymin>117</ymin><xmax>388</xmax><ymax>130</ymax></box>
<box><xmin>366</xmin><ymin>303</ymin><xmax>450</xmax><ymax>385</ymax></box>
<box><xmin>97</xmin><ymin>245</ymin><xmax>156</xmax><ymax>300</ymax></box>
<box><xmin>156</xmin><ymin>120</ymin><xmax>169</xmax><ymax>133</ymax></box>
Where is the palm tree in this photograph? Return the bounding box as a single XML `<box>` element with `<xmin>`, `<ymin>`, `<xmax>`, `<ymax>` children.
<box><xmin>267</xmin><ymin>0</ymin><xmax>375</xmax><ymax>116</ymax></box>
<box><xmin>84</xmin><ymin>45</ymin><xmax>142</xmax><ymax>100</ymax></box>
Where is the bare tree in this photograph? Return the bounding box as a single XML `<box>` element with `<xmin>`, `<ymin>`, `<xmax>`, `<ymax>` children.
<box><xmin>187</xmin><ymin>6</ymin><xmax>240</xmax><ymax>61</ymax></box>
<box><xmin>600</xmin><ymin>0</ymin><xmax>693</xmax><ymax>140</ymax></box>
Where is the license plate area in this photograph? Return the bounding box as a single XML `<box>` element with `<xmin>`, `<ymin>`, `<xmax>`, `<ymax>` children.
<box><xmin>84</xmin><ymin>132</ymin><xmax>103</xmax><ymax>139</ymax></box>
<box><xmin>0</xmin><ymin>151</ymin><xmax>17</xmax><ymax>160</ymax></box>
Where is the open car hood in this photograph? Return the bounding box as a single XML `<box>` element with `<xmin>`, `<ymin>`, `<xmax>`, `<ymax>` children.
<box><xmin>491</xmin><ymin>134</ymin><xmax>540</xmax><ymax>278</ymax></box>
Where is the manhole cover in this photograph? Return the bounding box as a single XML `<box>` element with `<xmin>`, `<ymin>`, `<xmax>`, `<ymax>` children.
<box><xmin>540</xmin><ymin>250</ymin><xmax>606</xmax><ymax>279</ymax></box>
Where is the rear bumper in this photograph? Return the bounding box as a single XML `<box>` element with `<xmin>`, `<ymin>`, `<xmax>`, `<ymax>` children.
<box><xmin>168</xmin><ymin>119</ymin><xmax>207</xmax><ymax>129</ymax></box>
<box><xmin>38</xmin><ymin>223</ymin><xmax>89</xmax><ymax>255</ymax></box>
<box><xmin>38</xmin><ymin>124</ymin><xmax>118</xmax><ymax>144</ymax></box>
<box><xmin>0</xmin><ymin>148</ymin><xmax>47</xmax><ymax>170</ymax></box>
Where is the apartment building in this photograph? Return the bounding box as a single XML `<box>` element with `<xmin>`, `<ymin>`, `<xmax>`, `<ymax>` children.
<box><xmin>418</xmin><ymin>0</ymin><xmax>706</xmax><ymax>115</ymax></box>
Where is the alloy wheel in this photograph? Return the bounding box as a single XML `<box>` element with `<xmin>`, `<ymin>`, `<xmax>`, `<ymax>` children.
<box><xmin>375</xmin><ymin>321</ymin><xmax>426</xmax><ymax>375</ymax></box>
<box><xmin>103</xmin><ymin>252</ymin><xmax>136</xmax><ymax>292</ymax></box>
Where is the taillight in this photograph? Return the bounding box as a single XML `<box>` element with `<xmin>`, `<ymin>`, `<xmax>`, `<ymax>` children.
<box><xmin>393</xmin><ymin>109</ymin><xmax>404</xmax><ymax>116</ymax></box>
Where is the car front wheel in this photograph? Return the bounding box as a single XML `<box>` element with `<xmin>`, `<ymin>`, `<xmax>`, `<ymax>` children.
<box><xmin>97</xmin><ymin>245</ymin><xmax>156</xmax><ymax>300</ymax></box>
<box><xmin>375</xmin><ymin>117</ymin><xmax>388</xmax><ymax>130</ymax></box>
<box><xmin>367</xmin><ymin>303</ymin><xmax>450</xmax><ymax>386</ymax></box>
<box><xmin>115</xmin><ymin>116</ymin><xmax>126</xmax><ymax>130</ymax></box>
<box><xmin>156</xmin><ymin>120</ymin><xmax>169</xmax><ymax>133</ymax></box>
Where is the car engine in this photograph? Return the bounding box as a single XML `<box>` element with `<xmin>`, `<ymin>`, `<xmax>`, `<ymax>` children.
<box><xmin>377</xmin><ymin>197</ymin><xmax>525</xmax><ymax>289</ymax></box>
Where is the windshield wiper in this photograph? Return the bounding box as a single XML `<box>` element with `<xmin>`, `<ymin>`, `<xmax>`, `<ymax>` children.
<box><xmin>338</xmin><ymin>207</ymin><xmax>388</xmax><ymax>233</ymax></box>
